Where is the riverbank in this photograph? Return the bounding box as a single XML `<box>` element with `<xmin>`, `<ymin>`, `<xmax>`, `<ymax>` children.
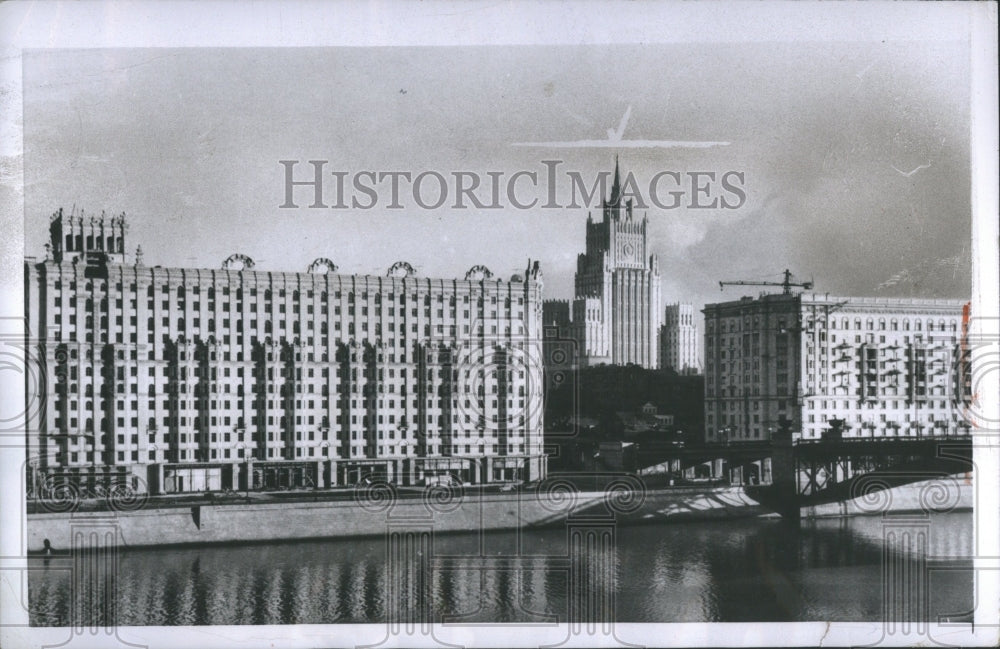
<box><xmin>26</xmin><ymin>477</ymin><xmax>972</xmax><ymax>553</ymax></box>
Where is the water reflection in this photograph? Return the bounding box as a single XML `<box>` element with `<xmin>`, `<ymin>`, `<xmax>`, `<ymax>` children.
<box><xmin>28</xmin><ymin>512</ymin><xmax>972</xmax><ymax>625</ymax></box>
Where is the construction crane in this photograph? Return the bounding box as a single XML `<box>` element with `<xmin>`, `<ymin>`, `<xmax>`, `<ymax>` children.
<box><xmin>718</xmin><ymin>268</ymin><xmax>813</xmax><ymax>295</ymax></box>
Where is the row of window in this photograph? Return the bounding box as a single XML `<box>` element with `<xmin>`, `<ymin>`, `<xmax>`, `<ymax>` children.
<box><xmin>54</xmin><ymin>440</ymin><xmax>537</xmax><ymax>466</ymax></box>
<box><xmin>60</xmin><ymin>233</ymin><xmax>123</xmax><ymax>253</ymax></box>
<box><xmin>55</xmin><ymin>379</ymin><xmax>534</xmax><ymax>402</ymax></box>
<box><xmin>58</xmin><ymin>363</ymin><xmax>528</xmax><ymax>382</ymax></box>
<box><xmin>50</xmin><ymin>280</ymin><xmax>529</xmax><ymax>306</ymax></box>
<box><xmin>709</xmin><ymin>315</ymin><xmax>960</xmax><ymax>333</ymax></box>
<box><xmin>53</xmin><ymin>339</ymin><xmax>536</xmax><ymax>366</ymax></box>
<box><xmin>710</xmin><ymin>397</ymin><xmax>955</xmax><ymax>414</ymax></box>
<box><xmin>49</xmin><ymin>327</ymin><xmax>532</xmax><ymax>349</ymax></box>
<box><xmin>55</xmin><ymin>410</ymin><xmax>532</xmax><ymax>430</ymax></box>
<box><xmin>54</xmin><ymin>300</ymin><xmax>526</xmax><ymax>323</ymax></box>
<box><xmin>51</xmin><ymin>425</ymin><xmax>532</xmax><ymax>449</ymax></box>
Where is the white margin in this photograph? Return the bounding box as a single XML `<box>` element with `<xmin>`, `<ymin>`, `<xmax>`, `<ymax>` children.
<box><xmin>1</xmin><ymin>2</ymin><xmax>997</xmax><ymax>648</ymax></box>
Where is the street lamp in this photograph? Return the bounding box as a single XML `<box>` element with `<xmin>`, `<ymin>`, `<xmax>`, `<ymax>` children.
<box><xmin>28</xmin><ymin>456</ymin><xmax>40</xmax><ymax>503</ymax></box>
<box><xmin>320</xmin><ymin>441</ymin><xmax>330</xmax><ymax>491</ymax></box>
<box><xmin>234</xmin><ymin>441</ymin><xmax>250</xmax><ymax>501</ymax></box>
<box><xmin>147</xmin><ymin>443</ymin><xmax>159</xmax><ymax>495</ymax></box>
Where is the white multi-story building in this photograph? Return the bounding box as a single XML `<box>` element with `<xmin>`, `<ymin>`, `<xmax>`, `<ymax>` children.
<box><xmin>543</xmin><ymin>160</ymin><xmax>661</xmax><ymax>369</ymax></box>
<box><xmin>703</xmin><ymin>292</ymin><xmax>970</xmax><ymax>444</ymax></box>
<box><xmin>25</xmin><ymin>209</ymin><xmax>547</xmax><ymax>496</ymax></box>
<box><xmin>660</xmin><ymin>303</ymin><xmax>701</xmax><ymax>374</ymax></box>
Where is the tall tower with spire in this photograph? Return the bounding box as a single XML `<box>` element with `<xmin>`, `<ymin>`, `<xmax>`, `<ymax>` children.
<box><xmin>568</xmin><ymin>158</ymin><xmax>661</xmax><ymax>368</ymax></box>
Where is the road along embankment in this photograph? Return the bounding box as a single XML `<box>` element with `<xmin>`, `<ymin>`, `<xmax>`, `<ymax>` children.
<box><xmin>25</xmin><ymin>476</ymin><xmax>972</xmax><ymax>553</ymax></box>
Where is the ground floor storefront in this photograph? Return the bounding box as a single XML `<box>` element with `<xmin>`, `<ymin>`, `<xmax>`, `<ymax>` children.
<box><xmin>28</xmin><ymin>454</ymin><xmax>548</xmax><ymax>498</ymax></box>
<box><xmin>29</xmin><ymin>464</ymin><xmax>144</xmax><ymax>502</ymax></box>
<box><xmin>329</xmin><ymin>454</ymin><xmax>546</xmax><ymax>487</ymax></box>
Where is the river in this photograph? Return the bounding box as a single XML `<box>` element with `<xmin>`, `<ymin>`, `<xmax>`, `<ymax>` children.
<box><xmin>28</xmin><ymin>511</ymin><xmax>972</xmax><ymax>625</ymax></box>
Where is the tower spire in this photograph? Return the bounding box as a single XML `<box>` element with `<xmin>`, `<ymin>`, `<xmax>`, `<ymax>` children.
<box><xmin>610</xmin><ymin>155</ymin><xmax>621</xmax><ymax>205</ymax></box>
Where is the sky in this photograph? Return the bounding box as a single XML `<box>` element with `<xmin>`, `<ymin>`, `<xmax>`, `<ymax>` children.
<box><xmin>22</xmin><ymin>41</ymin><xmax>971</xmax><ymax>319</ymax></box>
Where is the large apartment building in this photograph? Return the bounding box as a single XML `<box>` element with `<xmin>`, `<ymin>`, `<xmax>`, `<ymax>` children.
<box><xmin>703</xmin><ymin>292</ymin><xmax>970</xmax><ymax>444</ymax></box>
<box><xmin>25</xmin><ymin>209</ymin><xmax>547</xmax><ymax>496</ymax></box>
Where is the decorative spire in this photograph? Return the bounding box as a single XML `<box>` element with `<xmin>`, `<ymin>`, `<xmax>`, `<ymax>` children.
<box><xmin>135</xmin><ymin>245</ymin><xmax>144</xmax><ymax>267</ymax></box>
<box><xmin>610</xmin><ymin>155</ymin><xmax>621</xmax><ymax>206</ymax></box>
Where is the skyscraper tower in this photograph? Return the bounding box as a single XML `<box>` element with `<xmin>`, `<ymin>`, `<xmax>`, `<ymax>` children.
<box><xmin>569</xmin><ymin>158</ymin><xmax>661</xmax><ymax>368</ymax></box>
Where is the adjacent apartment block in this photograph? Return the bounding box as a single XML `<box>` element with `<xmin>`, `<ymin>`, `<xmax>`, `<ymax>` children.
<box><xmin>25</xmin><ymin>209</ymin><xmax>547</xmax><ymax>496</ymax></box>
<box><xmin>660</xmin><ymin>303</ymin><xmax>701</xmax><ymax>374</ymax></box>
<box><xmin>543</xmin><ymin>159</ymin><xmax>661</xmax><ymax>369</ymax></box>
<box><xmin>703</xmin><ymin>292</ymin><xmax>970</xmax><ymax>444</ymax></box>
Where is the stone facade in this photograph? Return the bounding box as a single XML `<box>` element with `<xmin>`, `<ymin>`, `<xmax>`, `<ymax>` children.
<box><xmin>25</xmin><ymin>209</ymin><xmax>547</xmax><ymax>496</ymax></box>
<box><xmin>703</xmin><ymin>292</ymin><xmax>971</xmax><ymax>443</ymax></box>
<box><xmin>660</xmin><ymin>303</ymin><xmax>701</xmax><ymax>374</ymax></box>
<box><xmin>544</xmin><ymin>160</ymin><xmax>661</xmax><ymax>369</ymax></box>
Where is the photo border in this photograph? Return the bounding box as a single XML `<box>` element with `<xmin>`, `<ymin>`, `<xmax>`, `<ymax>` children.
<box><xmin>1</xmin><ymin>2</ymin><xmax>997</xmax><ymax>647</ymax></box>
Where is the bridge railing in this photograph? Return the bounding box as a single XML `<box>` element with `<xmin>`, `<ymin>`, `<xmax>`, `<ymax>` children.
<box><xmin>794</xmin><ymin>433</ymin><xmax>972</xmax><ymax>446</ymax></box>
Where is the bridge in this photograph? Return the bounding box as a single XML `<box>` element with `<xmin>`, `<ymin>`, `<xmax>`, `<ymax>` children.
<box><xmin>631</xmin><ymin>421</ymin><xmax>973</xmax><ymax>520</ymax></box>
